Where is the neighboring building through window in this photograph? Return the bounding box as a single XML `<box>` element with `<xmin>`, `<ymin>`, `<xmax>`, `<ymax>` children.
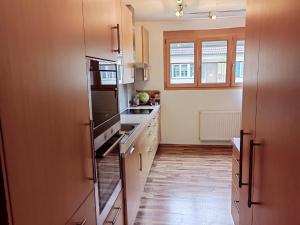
<box><xmin>235</xmin><ymin>40</ymin><xmax>245</xmax><ymax>83</ymax></box>
<box><xmin>201</xmin><ymin>40</ymin><xmax>228</xmax><ymax>84</ymax></box>
<box><xmin>169</xmin><ymin>42</ymin><xmax>195</xmax><ymax>84</ymax></box>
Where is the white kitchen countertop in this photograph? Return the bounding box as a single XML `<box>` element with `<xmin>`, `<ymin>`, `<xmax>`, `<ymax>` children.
<box><xmin>120</xmin><ymin>105</ymin><xmax>160</xmax><ymax>154</ymax></box>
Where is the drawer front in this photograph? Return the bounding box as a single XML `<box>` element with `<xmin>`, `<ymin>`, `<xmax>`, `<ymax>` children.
<box><xmin>232</xmin><ymin>170</ymin><xmax>240</xmax><ymax>191</ymax></box>
<box><xmin>232</xmin><ymin>145</ymin><xmax>240</xmax><ymax>161</ymax></box>
<box><xmin>232</xmin><ymin>181</ymin><xmax>240</xmax><ymax>202</ymax></box>
<box><xmin>231</xmin><ymin>199</ymin><xmax>239</xmax><ymax>225</ymax></box>
<box><xmin>67</xmin><ymin>191</ymin><xmax>97</xmax><ymax>225</ymax></box>
<box><xmin>104</xmin><ymin>191</ymin><xmax>124</xmax><ymax>225</ymax></box>
<box><xmin>232</xmin><ymin>157</ymin><xmax>240</xmax><ymax>176</ymax></box>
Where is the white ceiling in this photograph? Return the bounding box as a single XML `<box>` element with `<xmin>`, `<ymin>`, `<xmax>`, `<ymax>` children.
<box><xmin>123</xmin><ymin>0</ymin><xmax>246</xmax><ymax>21</ymax></box>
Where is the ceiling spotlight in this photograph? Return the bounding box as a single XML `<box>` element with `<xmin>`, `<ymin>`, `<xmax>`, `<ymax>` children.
<box><xmin>209</xmin><ymin>11</ymin><xmax>217</xmax><ymax>20</ymax></box>
<box><xmin>175</xmin><ymin>2</ymin><xmax>184</xmax><ymax>17</ymax></box>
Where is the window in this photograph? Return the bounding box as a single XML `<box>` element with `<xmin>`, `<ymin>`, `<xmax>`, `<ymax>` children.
<box><xmin>201</xmin><ymin>41</ymin><xmax>228</xmax><ymax>84</ymax></box>
<box><xmin>164</xmin><ymin>28</ymin><xmax>245</xmax><ymax>89</ymax></box>
<box><xmin>169</xmin><ymin>42</ymin><xmax>195</xmax><ymax>85</ymax></box>
<box><xmin>234</xmin><ymin>40</ymin><xmax>245</xmax><ymax>84</ymax></box>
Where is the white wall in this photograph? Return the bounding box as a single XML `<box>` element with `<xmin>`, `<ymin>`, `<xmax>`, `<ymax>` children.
<box><xmin>135</xmin><ymin>17</ymin><xmax>245</xmax><ymax>145</ymax></box>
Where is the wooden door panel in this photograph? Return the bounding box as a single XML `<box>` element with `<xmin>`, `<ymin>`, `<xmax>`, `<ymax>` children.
<box><xmin>252</xmin><ymin>0</ymin><xmax>300</xmax><ymax>224</ymax></box>
<box><xmin>240</xmin><ymin>0</ymin><xmax>262</xmax><ymax>224</ymax></box>
<box><xmin>121</xmin><ymin>4</ymin><xmax>134</xmax><ymax>84</ymax></box>
<box><xmin>83</xmin><ymin>0</ymin><xmax>120</xmax><ymax>60</ymax></box>
<box><xmin>0</xmin><ymin>1</ymin><xmax>94</xmax><ymax>224</ymax></box>
<box><xmin>142</xmin><ymin>27</ymin><xmax>149</xmax><ymax>64</ymax></box>
<box><xmin>123</xmin><ymin>145</ymin><xmax>142</xmax><ymax>225</ymax></box>
<box><xmin>66</xmin><ymin>191</ymin><xmax>97</xmax><ymax>225</ymax></box>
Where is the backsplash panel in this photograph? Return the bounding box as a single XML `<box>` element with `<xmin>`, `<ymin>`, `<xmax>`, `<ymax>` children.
<box><xmin>118</xmin><ymin>83</ymin><xmax>135</xmax><ymax>112</ymax></box>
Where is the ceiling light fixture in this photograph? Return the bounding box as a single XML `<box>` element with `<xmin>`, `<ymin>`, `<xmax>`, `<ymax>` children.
<box><xmin>175</xmin><ymin>0</ymin><xmax>184</xmax><ymax>17</ymax></box>
<box><xmin>209</xmin><ymin>11</ymin><xmax>217</xmax><ymax>20</ymax></box>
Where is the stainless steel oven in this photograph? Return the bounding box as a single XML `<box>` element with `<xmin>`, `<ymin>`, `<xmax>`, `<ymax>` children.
<box><xmin>87</xmin><ymin>57</ymin><xmax>124</xmax><ymax>224</ymax></box>
<box><xmin>94</xmin><ymin>132</ymin><xmax>124</xmax><ymax>224</ymax></box>
<box><xmin>87</xmin><ymin>57</ymin><xmax>121</xmax><ymax>140</ymax></box>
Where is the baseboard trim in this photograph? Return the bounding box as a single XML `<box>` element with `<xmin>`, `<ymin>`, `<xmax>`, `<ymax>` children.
<box><xmin>159</xmin><ymin>143</ymin><xmax>232</xmax><ymax>149</ymax></box>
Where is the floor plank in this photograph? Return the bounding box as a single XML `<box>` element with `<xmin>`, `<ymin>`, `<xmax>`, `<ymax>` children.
<box><xmin>134</xmin><ymin>146</ymin><xmax>234</xmax><ymax>225</ymax></box>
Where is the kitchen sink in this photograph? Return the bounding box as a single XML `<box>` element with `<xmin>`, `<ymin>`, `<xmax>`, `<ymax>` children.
<box><xmin>120</xmin><ymin>123</ymin><xmax>139</xmax><ymax>143</ymax></box>
<box><xmin>121</xmin><ymin>123</ymin><xmax>138</xmax><ymax>133</ymax></box>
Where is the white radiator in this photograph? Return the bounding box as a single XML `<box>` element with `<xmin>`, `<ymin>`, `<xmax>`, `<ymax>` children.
<box><xmin>199</xmin><ymin>111</ymin><xmax>241</xmax><ymax>141</ymax></box>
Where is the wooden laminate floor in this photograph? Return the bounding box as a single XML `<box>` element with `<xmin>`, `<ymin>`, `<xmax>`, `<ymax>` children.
<box><xmin>134</xmin><ymin>146</ymin><xmax>234</xmax><ymax>225</ymax></box>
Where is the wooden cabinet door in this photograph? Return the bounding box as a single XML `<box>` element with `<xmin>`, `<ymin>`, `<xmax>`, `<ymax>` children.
<box><xmin>83</xmin><ymin>0</ymin><xmax>121</xmax><ymax>61</ymax></box>
<box><xmin>250</xmin><ymin>0</ymin><xmax>300</xmax><ymax>224</ymax></box>
<box><xmin>120</xmin><ymin>4</ymin><xmax>134</xmax><ymax>84</ymax></box>
<box><xmin>239</xmin><ymin>0</ymin><xmax>262</xmax><ymax>224</ymax></box>
<box><xmin>123</xmin><ymin>144</ymin><xmax>142</xmax><ymax>225</ymax></box>
<box><xmin>66</xmin><ymin>191</ymin><xmax>97</xmax><ymax>225</ymax></box>
<box><xmin>142</xmin><ymin>27</ymin><xmax>149</xmax><ymax>64</ymax></box>
<box><xmin>0</xmin><ymin>1</ymin><xmax>94</xmax><ymax>225</ymax></box>
<box><xmin>104</xmin><ymin>190</ymin><xmax>124</xmax><ymax>225</ymax></box>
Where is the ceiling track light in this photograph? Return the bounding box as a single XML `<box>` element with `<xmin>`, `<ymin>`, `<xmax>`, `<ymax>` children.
<box><xmin>175</xmin><ymin>0</ymin><xmax>184</xmax><ymax>17</ymax></box>
<box><xmin>209</xmin><ymin>11</ymin><xmax>217</xmax><ymax>20</ymax></box>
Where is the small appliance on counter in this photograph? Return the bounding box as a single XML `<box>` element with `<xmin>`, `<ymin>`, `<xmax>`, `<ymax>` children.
<box><xmin>131</xmin><ymin>90</ymin><xmax>160</xmax><ymax>106</ymax></box>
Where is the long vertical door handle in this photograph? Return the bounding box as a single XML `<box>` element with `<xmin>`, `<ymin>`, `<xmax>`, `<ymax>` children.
<box><xmin>112</xmin><ymin>24</ymin><xmax>121</xmax><ymax>54</ymax></box>
<box><xmin>89</xmin><ymin>120</ymin><xmax>97</xmax><ymax>183</ymax></box>
<box><xmin>248</xmin><ymin>139</ymin><xmax>261</xmax><ymax>207</ymax></box>
<box><xmin>139</xmin><ymin>153</ymin><xmax>142</xmax><ymax>171</ymax></box>
<box><xmin>239</xmin><ymin>129</ymin><xmax>252</xmax><ymax>188</ymax></box>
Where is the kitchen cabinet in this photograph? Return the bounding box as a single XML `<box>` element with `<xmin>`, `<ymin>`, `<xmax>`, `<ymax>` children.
<box><xmin>135</xmin><ymin>25</ymin><xmax>150</xmax><ymax>65</ymax></box>
<box><xmin>134</xmin><ymin>25</ymin><xmax>150</xmax><ymax>81</ymax></box>
<box><xmin>122</xmin><ymin>143</ymin><xmax>143</xmax><ymax>225</ymax></box>
<box><xmin>122</xmin><ymin>109</ymin><xmax>160</xmax><ymax>225</ymax></box>
<box><xmin>83</xmin><ymin>0</ymin><xmax>121</xmax><ymax>61</ymax></box>
<box><xmin>138</xmin><ymin>112</ymin><xmax>160</xmax><ymax>187</ymax></box>
<box><xmin>104</xmin><ymin>190</ymin><xmax>124</xmax><ymax>225</ymax></box>
<box><xmin>240</xmin><ymin>0</ymin><xmax>300</xmax><ymax>224</ymax></box>
<box><xmin>231</xmin><ymin>138</ymin><xmax>240</xmax><ymax>225</ymax></box>
<box><xmin>0</xmin><ymin>1</ymin><xmax>95</xmax><ymax>225</ymax></box>
<box><xmin>66</xmin><ymin>191</ymin><xmax>97</xmax><ymax>225</ymax></box>
<box><xmin>119</xmin><ymin>4</ymin><xmax>135</xmax><ymax>84</ymax></box>
<box><xmin>239</xmin><ymin>1</ymin><xmax>261</xmax><ymax>224</ymax></box>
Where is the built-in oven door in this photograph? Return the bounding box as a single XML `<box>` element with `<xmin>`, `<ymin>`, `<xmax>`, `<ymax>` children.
<box><xmin>88</xmin><ymin>59</ymin><xmax>119</xmax><ymax>130</ymax></box>
<box><xmin>94</xmin><ymin>132</ymin><xmax>124</xmax><ymax>224</ymax></box>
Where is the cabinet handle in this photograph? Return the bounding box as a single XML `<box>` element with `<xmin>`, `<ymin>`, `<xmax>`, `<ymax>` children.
<box><xmin>102</xmin><ymin>133</ymin><xmax>125</xmax><ymax>157</ymax></box>
<box><xmin>139</xmin><ymin>153</ymin><xmax>142</xmax><ymax>171</ymax></box>
<box><xmin>112</xmin><ymin>24</ymin><xmax>121</xmax><ymax>54</ymax></box>
<box><xmin>239</xmin><ymin>129</ymin><xmax>252</xmax><ymax>188</ymax></box>
<box><xmin>88</xmin><ymin>120</ymin><xmax>97</xmax><ymax>183</ymax></box>
<box><xmin>76</xmin><ymin>218</ymin><xmax>87</xmax><ymax>225</ymax></box>
<box><xmin>248</xmin><ymin>139</ymin><xmax>261</xmax><ymax>208</ymax></box>
<box><xmin>129</xmin><ymin>145</ymin><xmax>135</xmax><ymax>154</ymax></box>
<box><xmin>106</xmin><ymin>207</ymin><xmax>121</xmax><ymax>224</ymax></box>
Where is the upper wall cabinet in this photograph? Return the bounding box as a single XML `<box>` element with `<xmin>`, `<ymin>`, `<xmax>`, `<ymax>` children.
<box><xmin>134</xmin><ymin>25</ymin><xmax>150</xmax><ymax>81</ymax></box>
<box><xmin>119</xmin><ymin>4</ymin><xmax>135</xmax><ymax>84</ymax></box>
<box><xmin>83</xmin><ymin>0</ymin><xmax>121</xmax><ymax>61</ymax></box>
<box><xmin>135</xmin><ymin>25</ymin><xmax>149</xmax><ymax>65</ymax></box>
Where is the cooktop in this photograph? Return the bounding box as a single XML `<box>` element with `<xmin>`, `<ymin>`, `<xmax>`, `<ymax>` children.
<box><xmin>121</xmin><ymin>109</ymin><xmax>153</xmax><ymax>115</ymax></box>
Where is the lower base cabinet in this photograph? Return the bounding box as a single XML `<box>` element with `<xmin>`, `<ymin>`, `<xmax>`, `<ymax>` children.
<box><xmin>66</xmin><ymin>190</ymin><xmax>97</xmax><ymax>225</ymax></box>
<box><xmin>231</xmin><ymin>139</ymin><xmax>240</xmax><ymax>225</ymax></box>
<box><xmin>123</xmin><ymin>110</ymin><xmax>161</xmax><ymax>225</ymax></box>
<box><xmin>104</xmin><ymin>191</ymin><xmax>124</xmax><ymax>225</ymax></box>
<box><xmin>122</xmin><ymin>141</ymin><xmax>143</xmax><ymax>225</ymax></box>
